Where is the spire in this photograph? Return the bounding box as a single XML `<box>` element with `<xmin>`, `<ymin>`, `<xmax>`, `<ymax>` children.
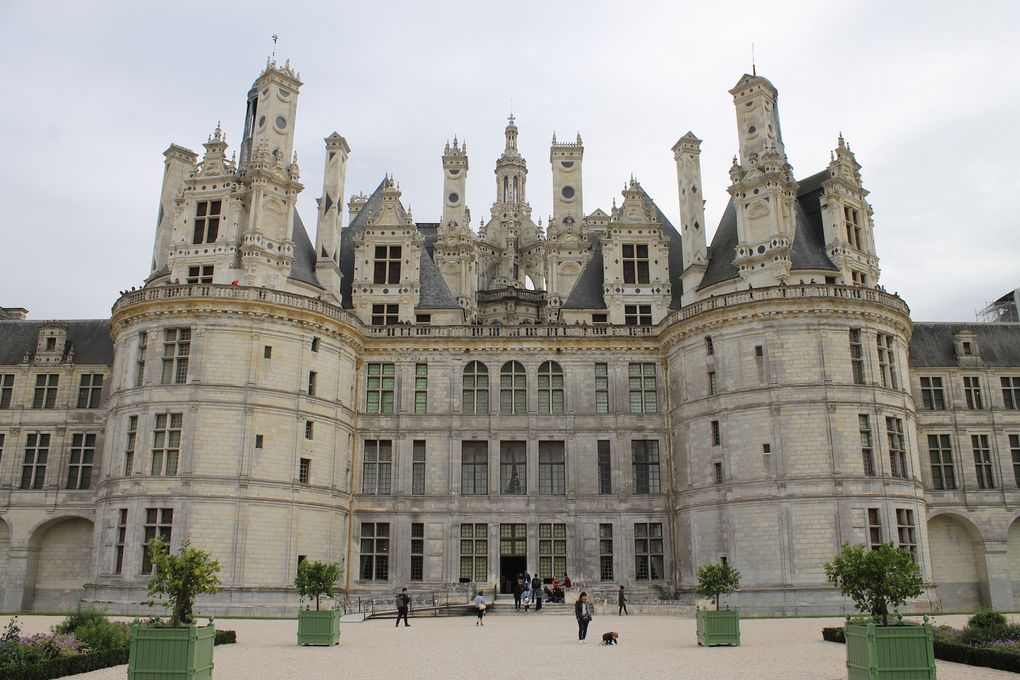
<box><xmin>505</xmin><ymin>114</ymin><xmax>518</xmax><ymax>153</ymax></box>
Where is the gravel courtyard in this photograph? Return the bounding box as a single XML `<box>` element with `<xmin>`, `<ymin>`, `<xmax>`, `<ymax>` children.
<box><xmin>10</xmin><ymin>612</ymin><xmax>1018</xmax><ymax>679</ymax></box>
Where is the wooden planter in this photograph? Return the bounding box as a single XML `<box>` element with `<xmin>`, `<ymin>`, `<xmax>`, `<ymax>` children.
<box><xmin>128</xmin><ymin>623</ymin><xmax>215</xmax><ymax>680</ymax></box>
<box><xmin>696</xmin><ymin>608</ymin><xmax>740</xmax><ymax>647</ymax></box>
<box><xmin>844</xmin><ymin>620</ymin><xmax>936</xmax><ymax>680</ymax></box>
<box><xmin>297</xmin><ymin>609</ymin><xmax>341</xmax><ymax>646</ymax></box>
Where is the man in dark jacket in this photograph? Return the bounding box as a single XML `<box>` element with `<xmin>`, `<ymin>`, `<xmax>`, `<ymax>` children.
<box><xmin>531</xmin><ymin>574</ymin><xmax>542</xmax><ymax>612</ymax></box>
<box><xmin>512</xmin><ymin>575</ymin><xmax>524</xmax><ymax>610</ymax></box>
<box><xmin>618</xmin><ymin>585</ymin><xmax>628</xmax><ymax>615</ymax></box>
<box><xmin>395</xmin><ymin>587</ymin><xmax>411</xmax><ymax>627</ymax></box>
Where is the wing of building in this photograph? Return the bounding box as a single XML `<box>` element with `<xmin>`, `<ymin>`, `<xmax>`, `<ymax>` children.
<box><xmin>2</xmin><ymin>61</ymin><xmax>1019</xmax><ymax>616</ymax></box>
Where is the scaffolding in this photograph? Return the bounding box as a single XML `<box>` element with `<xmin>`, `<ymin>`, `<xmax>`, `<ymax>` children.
<box><xmin>977</xmin><ymin>288</ymin><xmax>1020</xmax><ymax>322</ymax></box>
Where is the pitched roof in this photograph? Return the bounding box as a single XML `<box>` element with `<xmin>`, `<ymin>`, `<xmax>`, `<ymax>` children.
<box><xmin>0</xmin><ymin>319</ymin><xmax>113</xmax><ymax>366</ymax></box>
<box><xmin>288</xmin><ymin>211</ymin><xmax>322</xmax><ymax>288</ymax></box>
<box><xmin>698</xmin><ymin>170</ymin><xmax>838</xmax><ymax>290</ymax></box>
<box><xmin>909</xmin><ymin>322</ymin><xmax>1020</xmax><ymax>367</ymax></box>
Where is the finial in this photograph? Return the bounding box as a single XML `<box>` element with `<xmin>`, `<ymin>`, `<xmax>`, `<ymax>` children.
<box><xmin>838</xmin><ymin>131</ymin><xmax>846</xmax><ymax>147</ymax></box>
<box><xmin>292</xmin><ymin>150</ymin><xmax>298</xmax><ymax>164</ymax></box>
<box><xmin>576</xmin><ymin>132</ymin><xmax>582</xmax><ymax>144</ymax></box>
<box><xmin>552</xmin><ymin>131</ymin><xmax>557</xmax><ymax>144</ymax></box>
<box><xmin>751</xmin><ymin>42</ymin><xmax>756</xmax><ymax>76</ymax></box>
<box><xmin>453</xmin><ymin>134</ymin><xmax>459</xmax><ymax>148</ymax></box>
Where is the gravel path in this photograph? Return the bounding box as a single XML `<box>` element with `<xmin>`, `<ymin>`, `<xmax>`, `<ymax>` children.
<box><xmin>8</xmin><ymin>612</ymin><xmax>1017</xmax><ymax>679</ymax></box>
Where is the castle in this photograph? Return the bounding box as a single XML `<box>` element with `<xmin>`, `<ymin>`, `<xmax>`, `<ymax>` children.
<box><xmin>1</xmin><ymin>60</ymin><xmax>1018</xmax><ymax>616</ymax></box>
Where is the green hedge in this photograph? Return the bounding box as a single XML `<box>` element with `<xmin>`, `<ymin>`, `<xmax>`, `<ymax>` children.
<box><xmin>821</xmin><ymin>626</ymin><xmax>1020</xmax><ymax>673</ymax></box>
<box><xmin>2</xmin><ymin>629</ymin><xmax>236</xmax><ymax>680</ymax></box>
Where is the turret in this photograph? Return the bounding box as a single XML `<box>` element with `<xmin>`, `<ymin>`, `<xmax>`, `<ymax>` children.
<box><xmin>673</xmin><ymin>132</ymin><xmax>707</xmax><ymax>305</ymax></box>
<box><xmin>495</xmin><ymin>115</ymin><xmax>527</xmax><ymax>205</ymax></box>
<box><xmin>821</xmin><ymin>134</ymin><xmax>881</xmax><ymax>287</ymax></box>
<box><xmin>441</xmin><ymin>137</ymin><xmax>469</xmax><ymax>230</ymax></box>
<box><xmin>729</xmin><ymin>73</ymin><xmax>786</xmax><ymax>166</ymax></box>
<box><xmin>151</xmin><ymin>144</ymin><xmax>198</xmax><ymax>274</ymax></box>
<box><xmin>314</xmin><ymin>132</ymin><xmax>350</xmax><ymax>297</ymax></box>
<box><xmin>239</xmin><ymin>58</ymin><xmax>302</xmax><ymax>169</ymax></box>
<box><xmin>550</xmin><ymin>132</ymin><xmax>584</xmax><ymax>234</ymax></box>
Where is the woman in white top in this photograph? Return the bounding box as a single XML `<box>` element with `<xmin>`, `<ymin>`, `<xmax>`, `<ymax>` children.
<box><xmin>473</xmin><ymin>590</ymin><xmax>486</xmax><ymax>626</ymax></box>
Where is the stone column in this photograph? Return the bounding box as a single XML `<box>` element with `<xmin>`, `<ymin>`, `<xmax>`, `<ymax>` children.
<box><xmin>983</xmin><ymin>541</ymin><xmax>1014</xmax><ymax>611</ymax></box>
<box><xmin>2</xmin><ymin>546</ymin><xmax>39</xmax><ymax>611</ymax></box>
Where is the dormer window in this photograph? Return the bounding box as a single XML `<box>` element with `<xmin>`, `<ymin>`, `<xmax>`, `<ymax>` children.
<box><xmin>851</xmin><ymin>270</ymin><xmax>868</xmax><ymax>287</ymax></box>
<box><xmin>373</xmin><ymin>246</ymin><xmax>402</xmax><ymax>284</ymax></box>
<box><xmin>193</xmin><ymin>200</ymin><xmax>221</xmax><ymax>244</ymax></box>
<box><xmin>187</xmin><ymin>265</ymin><xmax>214</xmax><ymax>284</ymax></box>
<box><xmin>46</xmin><ymin>337</ymin><xmax>56</xmax><ymax>352</ymax></box>
<box><xmin>844</xmin><ymin>206</ymin><xmax>862</xmax><ymax>250</ymax></box>
<box><xmin>622</xmin><ymin>244</ymin><xmax>650</xmax><ymax>284</ymax></box>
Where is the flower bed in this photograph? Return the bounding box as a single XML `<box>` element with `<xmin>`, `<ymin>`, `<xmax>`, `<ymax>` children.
<box><xmin>821</xmin><ymin>612</ymin><xmax>1020</xmax><ymax>674</ymax></box>
<box><xmin>0</xmin><ymin>615</ymin><xmax>237</xmax><ymax>680</ymax></box>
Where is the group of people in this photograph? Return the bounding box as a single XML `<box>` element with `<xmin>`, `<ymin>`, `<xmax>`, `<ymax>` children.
<box><xmin>509</xmin><ymin>572</ymin><xmax>573</xmax><ymax>611</ymax></box>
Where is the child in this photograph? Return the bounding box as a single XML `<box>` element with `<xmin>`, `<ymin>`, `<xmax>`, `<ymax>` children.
<box><xmin>522</xmin><ymin>588</ymin><xmax>531</xmax><ymax>612</ymax></box>
<box><xmin>600</xmin><ymin>631</ymin><xmax>620</xmax><ymax>646</ymax></box>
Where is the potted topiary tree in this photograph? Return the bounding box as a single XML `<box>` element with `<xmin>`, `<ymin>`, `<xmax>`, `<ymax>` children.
<box><xmin>824</xmin><ymin>542</ymin><xmax>934</xmax><ymax>679</ymax></box>
<box><xmin>295</xmin><ymin>560</ymin><xmax>343</xmax><ymax>646</ymax></box>
<box><xmin>129</xmin><ymin>536</ymin><xmax>221</xmax><ymax>680</ymax></box>
<box><xmin>694</xmin><ymin>561</ymin><xmax>741</xmax><ymax>646</ymax></box>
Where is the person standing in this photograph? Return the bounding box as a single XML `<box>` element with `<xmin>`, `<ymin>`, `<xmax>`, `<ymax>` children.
<box><xmin>473</xmin><ymin>590</ymin><xmax>487</xmax><ymax>626</ymax></box>
<box><xmin>512</xmin><ymin>575</ymin><xmax>523</xmax><ymax>610</ymax></box>
<box><xmin>575</xmin><ymin>591</ymin><xmax>593</xmax><ymax>644</ymax></box>
<box><xmin>531</xmin><ymin>574</ymin><xmax>542</xmax><ymax>612</ymax></box>
<box><xmin>618</xmin><ymin>585</ymin><xmax>628</xmax><ymax>615</ymax></box>
<box><xmin>395</xmin><ymin>587</ymin><xmax>411</xmax><ymax>627</ymax></box>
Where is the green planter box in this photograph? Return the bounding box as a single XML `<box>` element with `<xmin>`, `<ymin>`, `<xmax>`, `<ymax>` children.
<box><xmin>297</xmin><ymin>609</ymin><xmax>341</xmax><ymax>646</ymax></box>
<box><xmin>696</xmin><ymin>608</ymin><xmax>740</xmax><ymax>647</ymax></box>
<box><xmin>844</xmin><ymin>621</ymin><xmax>936</xmax><ymax>680</ymax></box>
<box><xmin>128</xmin><ymin>623</ymin><xmax>215</xmax><ymax>680</ymax></box>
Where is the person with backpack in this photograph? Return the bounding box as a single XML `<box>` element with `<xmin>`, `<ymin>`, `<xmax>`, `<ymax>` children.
<box><xmin>395</xmin><ymin>587</ymin><xmax>411</xmax><ymax>627</ymax></box>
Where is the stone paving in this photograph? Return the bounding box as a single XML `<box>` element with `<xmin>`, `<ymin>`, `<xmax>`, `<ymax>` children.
<box><xmin>9</xmin><ymin>612</ymin><xmax>1020</xmax><ymax>679</ymax></box>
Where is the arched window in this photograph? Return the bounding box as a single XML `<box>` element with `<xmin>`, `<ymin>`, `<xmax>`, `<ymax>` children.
<box><xmin>538</xmin><ymin>361</ymin><xmax>564</xmax><ymax>414</ymax></box>
<box><xmin>500</xmin><ymin>361</ymin><xmax>527</xmax><ymax>414</ymax></box>
<box><xmin>462</xmin><ymin>362</ymin><xmax>489</xmax><ymax>415</ymax></box>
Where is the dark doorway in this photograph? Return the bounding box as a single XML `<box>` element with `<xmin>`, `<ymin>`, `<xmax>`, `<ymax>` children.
<box><xmin>500</xmin><ymin>556</ymin><xmax>528</xmax><ymax>594</ymax></box>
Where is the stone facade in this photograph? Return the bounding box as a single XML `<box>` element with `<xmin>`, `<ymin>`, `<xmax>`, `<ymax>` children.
<box><xmin>1</xmin><ymin>61</ymin><xmax>1019</xmax><ymax>616</ymax></box>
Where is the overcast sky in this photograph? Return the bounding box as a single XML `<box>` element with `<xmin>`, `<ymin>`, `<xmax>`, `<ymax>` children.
<box><xmin>2</xmin><ymin>1</ymin><xmax>1018</xmax><ymax>322</ymax></box>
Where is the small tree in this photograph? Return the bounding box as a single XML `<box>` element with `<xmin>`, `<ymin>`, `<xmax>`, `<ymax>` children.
<box><xmin>824</xmin><ymin>542</ymin><xmax>923</xmax><ymax>625</ymax></box>
<box><xmin>145</xmin><ymin>536</ymin><xmax>221</xmax><ymax>626</ymax></box>
<box><xmin>294</xmin><ymin>560</ymin><xmax>343</xmax><ymax>611</ymax></box>
<box><xmin>695</xmin><ymin>562</ymin><xmax>741</xmax><ymax>610</ymax></box>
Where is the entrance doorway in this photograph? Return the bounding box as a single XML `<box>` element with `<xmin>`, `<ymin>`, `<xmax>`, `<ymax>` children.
<box><xmin>499</xmin><ymin>523</ymin><xmax>527</xmax><ymax>594</ymax></box>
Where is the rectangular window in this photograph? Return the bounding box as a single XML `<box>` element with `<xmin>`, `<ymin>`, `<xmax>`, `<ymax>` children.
<box><xmin>919</xmin><ymin>376</ymin><xmax>946</xmax><ymax>410</ymax></box>
<box><xmin>459</xmin><ymin>523</ymin><xmax>488</xmax><ymax>582</ymax></box>
<box><xmin>32</xmin><ymin>374</ymin><xmax>59</xmax><ymax>409</ymax></box>
<box><xmin>887</xmin><ymin>417</ymin><xmax>907</xmax><ymax>479</ymax></box>
<box><xmin>410</xmin><ymin>523</ymin><xmax>424</xmax><ymax>582</ymax></box>
<box><xmin>362</xmin><ymin>440</ymin><xmax>393</xmax><ymax>494</ymax></box>
<box><xmin>597</xmin><ymin>440</ymin><xmax>612</xmax><ymax>495</ymax></box>
<box><xmin>595</xmin><ymin>363</ymin><xmax>609</xmax><ymax>414</ymax></box>
<box><xmin>623</xmin><ymin>304</ymin><xmax>653</xmax><ymax>326</ymax></box>
<box><xmin>705</xmin><ymin>336</ymin><xmax>714</xmax><ymax>355</ymax></box>
<box><xmin>414</xmin><ymin>363</ymin><xmax>427</xmax><ymax>414</ymax></box>
<box><xmin>255</xmin><ymin>434</ymin><xmax>263</xmax><ymax>449</ymax></box>
<box><xmin>708</xmin><ymin>370</ymin><xmax>717</xmax><ymax>396</ymax></box>
<box><xmin>849</xmin><ymin>329</ymin><xmax>865</xmax><ymax>385</ymax></box>
<box><xmin>711</xmin><ymin>420</ymin><xmax>721</xmax><ymax>447</ymax></box>
<box><xmin>461</xmin><ymin>441</ymin><xmax>488</xmax><ymax>495</ymax></box>
<box><xmin>1002</xmin><ymin>376</ymin><xmax>1020</xmax><ymax>409</ymax></box>
<box><xmin>263</xmin><ymin>345</ymin><xmax>272</xmax><ymax>359</ymax></box>
<box><xmin>844</xmin><ymin>206</ymin><xmax>862</xmax><ymax>250</ymax></box>
<box><xmin>927</xmin><ymin>434</ymin><xmax>956</xmax><ymax>490</ymax></box>
<box><xmin>896</xmin><ymin>508</ymin><xmax>916</xmax><ymax>560</ymax></box>
<box><xmin>964</xmin><ymin>376</ymin><xmax>984</xmax><ymax>410</ymax></box>
<box><xmin>499</xmin><ymin>363</ymin><xmax>526</xmax><ymax>415</ymax></box>
<box><xmin>114</xmin><ymin>508</ymin><xmax>128</xmax><ymax>575</ymax></box>
<box><xmin>161</xmin><ymin>328</ymin><xmax>191</xmax><ymax>385</ymax></box>
<box><xmin>186</xmin><ymin>265</ymin><xmax>214</xmax><ymax>284</ymax></box>
<box><xmin>621</xmin><ymin>243</ymin><xmax>650</xmax><ymax>284</ymax></box>
<box><xmin>366</xmin><ymin>363</ymin><xmax>395</xmax><ymax>414</ymax></box>
<box><xmin>20</xmin><ymin>432</ymin><xmax>49</xmax><ymax>489</ymax></box>
<box><xmin>135</xmin><ymin>332</ymin><xmax>147</xmax><ymax>387</ymax></box>
<box><xmin>0</xmin><ymin>374</ymin><xmax>13</xmax><ymax>408</ymax></box>
<box><xmin>1011</xmin><ymin>434</ymin><xmax>1020</xmax><ymax>488</ymax></box>
<box><xmin>634</xmin><ymin>523</ymin><xmax>664</xmax><ymax>580</ymax></box>
<box><xmin>632</xmin><ymin>440</ymin><xmax>661</xmax><ymax>494</ymax></box>
<box><xmin>151</xmin><ymin>413</ymin><xmax>182</xmax><ymax>476</ymax></box>
<box><xmin>599</xmin><ymin>524</ymin><xmax>614</xmax><ymax>581</ymax></box>
<box><xmin>851</xmin><ymin>270</ymin><xmax>868</xmax><ymax>287</ymax></box>
<box><xmin>538</xmin><ymin>441</ymin><xmax>566</xmax><ymax>495</ymax></box>
<box><xmin>311</xmin><ymin>337</ymin><xmax>320</xmax><ymax>353</ymax></box>
<box><xmin>299</xmin><ymin>457</ymin><xmax>311</xmax><ymax>484</ymax></box>
<box><xmin>755</xmin><ymin>344</ymin><xmax>764</xmax><ymax>358</ymax></box>
<box><xmin>539</xmin><ymin>523</ymin><xmax>567</xmax><ymax>581</ymax></box>
<box><xmin>628</xmin><ymin>363</ymin><xmax>657</xmax><ymax>414</ymax></box>
<box><xmin>124</xmin><ymin>415</ymin><xmax>138</xmax><ymax>476</ymax></box>
<box><xmin>972</xmin><ymin>434</ymin><xmax>994</xmax><ymax>489</ymax></box>
<box><xmin>537</xmin><ymin>362</ymin><xmax>564</xmax><ymax>414</ymax></box>
<box><xmin>462</xmin><ymin>362</ymin><xmax>489</xmax><ymax>415</ymax></box>
<box><xmin>877</xmin><ymin>334</ymin><xmax>898</xmax><ymax>389</ymax></box>
<box><xmin>499</xmin><ymin>523</ymin><xmax>527</xmax><ymax>559</ymax></box>
<box><xmin>714</xmin><ymin>462</ymin><xmax>723</xmax><ymax>484</ymax></box>
<box><xmin>304</xmin><ymin>420</ymin><xmax>314</xmax><ymax>440</ymax></box>
<box><xmin>307</xmin><ymin>371</ymin><xmax>317</xmax><ymax>397</ymax></box>
<box><xmin>412</xmin><ymin>440</ymin><xmax>426</xmax><ymax>495</ymax></box>
<box><xmin>866</xmin><ymin>508</ymin><xmax>882</xmax><ymax>550</ymax></box>
<box><xmin>860</xmin><ymin>415</ymin><xmax>876</xmax><ymax>476</ymax></box>
<box><xmin>142</xmin><ymin>508</ymin><xmax>173</xmax><ymax>575</ymax></box>
<box><xmin>66</xmin><ymin>432</ymin><xmax>96</xmax><ymax>489</ymax></box>
<box><xmin>359</xmin><ymin>522</ymin><xmax>390</xmax><ymax>581</ymax></box>
<box><xmin>499</xmin><ymin>441</ymin><xmax>527</xmax><ymax>495</ymax></box>
<box><xmin>371</xmin><ymin>303</ymin><xmax>399</xmax><ymax>326</ymax></box>
<box><xmin>373</xmin><ymin>245</ymin><xmax>402</xmax><ymax>284</ymax></box>
<box><xmin>192</xmin><ymin>200</ymin><xmax>221</xmax><ymax>244</ymax></box>
<box><xmin>77</xmin><ymin>377</ymin><xmax>104</xmax><ymax>411</ymax></box>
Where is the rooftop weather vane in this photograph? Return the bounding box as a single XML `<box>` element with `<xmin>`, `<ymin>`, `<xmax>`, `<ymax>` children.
<box><xmin>752</xmin><ymin>42</ymin><xmax>756</xmax><ymax>76</ymax></box>
<box><xmin>271</xmin><ymin>34</ymin><xmax>278</xmax><ymax>62</ymax></box>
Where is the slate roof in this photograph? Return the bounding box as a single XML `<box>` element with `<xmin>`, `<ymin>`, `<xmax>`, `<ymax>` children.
<box><xmin>909</xmin><ymin>322</ymin><xmax>1020</xmax><ymax>367</ymax></box>
<box><xmin>288</xmin><ymin>211</ymin><xmax>322</xmax><ymax>288</ymax></box>
<box><xmin>561</xmin><ymin>188</ymin><xmax>684</xmax><ymax>311</ymax></box>
<box><xmin>698</xmin><ymin>169</ymin><xmax>838</xmax><ymax>290</ymax></box>
<box><xmin>0</xmin><ymin>320</ymin><xmax>113</xmax><ymax>366</ymax></box>
<box><xmin>337</xmin><ymin>180</ymin><xmax>458</xmax><ymax>310</ymax></box>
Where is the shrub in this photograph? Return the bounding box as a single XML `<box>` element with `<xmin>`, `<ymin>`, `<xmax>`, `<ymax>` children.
<box><xmin>822</xmin><ymin>627</ymin><xmax>846</xmax><ymax>643</ymax></box>
<box><xmin>294</xmin><ymin>560</ymin><xmax>343</xmax><ymax>611</ymax></box>
<box><xmin>50</xmin><ymin>610</ymin><xmax>106</xmax><ymax>636</ymax></box>
<box><xmin>968</xmin><ymin>610</ymin><xmax>1009</xmax><ymax>631</ymax></box>
<box><xmin>144</xmin><ymin>536</ymin><xmax>222</xmax><ymax>626</ymax></box>
<box><xmin>73</xmin><ymin>619</ymin><xmax>129</xmax><ymax>653</ymax></box>
<box><xmin>694</xmin><ymin>562</ymin><xmax>741</xmax><ymax>610</ymax></box>
<box><xmin>823</xmin><ymin>542</ymin><xmax>922</xmax><ymax>624</ymax></box>
<box><xmin>2</xmin><ymin>648</ymin><xmax>129</xmax><ymax>680</ymax></box>
<box><xmin>822</xmin><ymin>625</ymin><xmax>1020</xmax><ymax>673</ymax></box>
<box><xmin>213</xmin><ymin>630</ymin><xmax>237</xmax><ymax>645</ymax></box>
